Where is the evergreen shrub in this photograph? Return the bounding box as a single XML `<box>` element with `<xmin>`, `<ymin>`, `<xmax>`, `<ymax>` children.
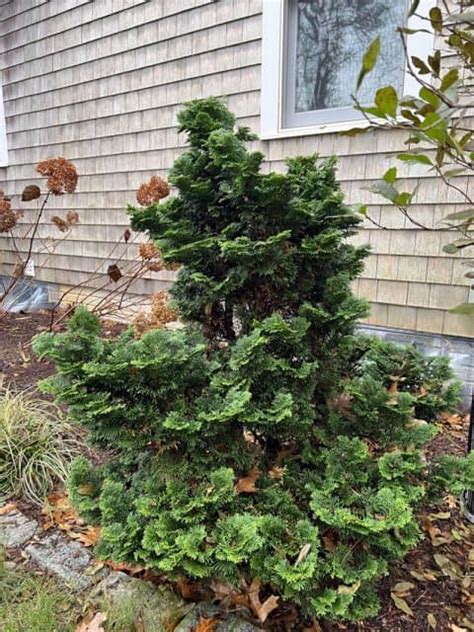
<box><xmin>34</xmin><ymin>98</ymin><xmax>471</xmax><ymax>622</ymax></box>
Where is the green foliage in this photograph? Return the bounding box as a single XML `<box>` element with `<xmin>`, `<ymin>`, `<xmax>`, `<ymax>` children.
<box><xmin>352</xmin><ymin>3</ymin><xmax>474</xmax><ymax>291</ymax></box>
<box><xmin>0</xmin><ymin>387</ymin><xmax>80</xmax><ymax>505</ymax></box>
<box><xmin>34</xmin><ymin>99</ymin><xmax>469</xmax><ymax>623</ymax></box>
<box><xmin>347</xmin><ymin>335</ymin><xmax>462</xmax><ymax>421</ymax></box>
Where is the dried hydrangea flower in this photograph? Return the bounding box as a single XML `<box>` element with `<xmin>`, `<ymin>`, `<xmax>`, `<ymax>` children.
<box><xmin>51</xmin><ymin>216</ymin><xmax>69</xmax><ymax>232</ymax></box>
<box><xmin>36</xmin><ymin>157</ymin><xmax>78</xmax><ymax>195</ymax></box>
<box><xmin>136</xmin><ymin>176</ymin><xmax>170</xmax><ymax>206</ymax></box>
<box><xmin>138</xmin><ymin>242</ymin><xmax>159</xmax><ymax>260</ymax></box>
<box><xmin>133</xmin><ymin>291</ymin><xmax>178</xmax><ymax>337</ymax></box>
<box><xmin>66</xmin><ymin>210</ymin><xmax>79</xmax><ymax>225</ymax></box>
<box><xmin>0</xmin><ymin>196</ymin><xmax>19</xmax><ymax>233</ymax></box>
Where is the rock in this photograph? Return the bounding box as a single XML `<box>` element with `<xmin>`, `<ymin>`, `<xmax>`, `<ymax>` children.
<box><xmin>0</xmin><ymin>509</ymin><xmax>38</xmax><ymax>547</ymax></box>
<box><xmin>215</xmin><ymin>616</ymin><xmax>262</xmax><ymax>632</ymax></box>
<box><xmin>174</xmin><ymin>602</ymin><xmax>261</xmax><ymax>632</ymax></box>
<box><xmin>90</xmin><ymin>571</ymin><xmax>192</xmax><ymax>631</ymax></box>
<box><xmin>25</xmin><ymin>532</ymin><xmax>106</xmax><ymax>590</ymax></box>
<box><xmin>173</xmin><ymin>602</ymin><xmax>221</xmax><ymax>632</ymax></box>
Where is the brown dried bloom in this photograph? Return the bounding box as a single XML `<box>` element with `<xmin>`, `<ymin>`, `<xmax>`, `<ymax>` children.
<box><xmin>138</xmin><ymin>242</ymin><xmax>159</xmax><ymax>260</ymax></box>
<box><xmin>52</xmin><ymin>215</ymin><xmax>69</xmax><ymax>232</ymax></box>
<box><xmin>136</xmin><ymin>176</ymin><xmax>170</xmax><ymax>206</ymax></box>
<box><xmin>66</xmin><ymin>210</ymin><xmax>79</xmax><ymax>225</ymax></box>
<box><xmin>36</xmin><ymin>157</ymin><xmax>78</xmax><ymax>195</ymax></box>
<box><xmin>0</xmin><ymin>196</ymin><xmax>19</xmax><ymax>233</ymax></box>
<box><xmin>133</xmin><ymin>291</ymin><xmax>178</xmax><ymax>337</ymax></box>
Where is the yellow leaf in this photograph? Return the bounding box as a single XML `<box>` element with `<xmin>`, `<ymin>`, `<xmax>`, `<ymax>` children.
<box><xmin>427</xmin><ymin>613</ymin><xmax>437</xmax><ymax>629</ymax></box>
<box><xmin>393</xmin><ymin>581</ymin><xmax>415</xmax><ymax>594</ymax></box>
<box><xmin>390</xmin><ymin>592</ymin><xmax>414</xmax><ymax>617</ymax></box>
<box><xmin>337</xmin><ymin>580</ymin><xmax>361</xmax><ymax>596</ymax></box>
<box><xmin>428</xmin><ymin>511</ymin><xmax>451</xmax><ymax>520</ymax></box>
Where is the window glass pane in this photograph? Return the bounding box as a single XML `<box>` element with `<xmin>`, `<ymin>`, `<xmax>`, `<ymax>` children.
<box><xmin>295</xmin><ymin>0</ymin><xmax>407</xmax><ymax>113</ymax></box>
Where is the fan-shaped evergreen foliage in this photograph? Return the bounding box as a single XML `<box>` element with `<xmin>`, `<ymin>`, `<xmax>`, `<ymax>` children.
<box><xmin>34</xmin><ymin>98</ymin><xmax>470</xmax><ymax>622</ymax></box>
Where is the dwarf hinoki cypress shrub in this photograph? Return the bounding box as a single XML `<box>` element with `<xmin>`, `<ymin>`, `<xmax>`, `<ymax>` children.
<box><xmin>34</xmin><ymin>98</ymin><xmax>470</xmax><ymax>622</ymax></box>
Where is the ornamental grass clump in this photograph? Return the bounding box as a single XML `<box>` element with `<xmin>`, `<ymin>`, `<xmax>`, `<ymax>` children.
<box><xmin>34</xmin><ymin>98</ymin><xmax>472</xmax><ymax>622</ymax></box>
<box><xmin>0</xmin><ymin>387</ymin><xmax>80</xmax><ymax>505</ymax></box>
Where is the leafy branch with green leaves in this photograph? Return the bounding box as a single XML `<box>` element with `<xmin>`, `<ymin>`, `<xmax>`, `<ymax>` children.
<box><xmin>349</xmin><ymin>0</ymin><xmax>474</xmax><ymax>314</ymax></box>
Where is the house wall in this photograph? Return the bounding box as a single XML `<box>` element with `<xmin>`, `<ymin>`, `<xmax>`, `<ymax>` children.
<box><xmin>0</xmin><ymin>1</ymin><xmax>473</xmax><ymax>340</ymax></box>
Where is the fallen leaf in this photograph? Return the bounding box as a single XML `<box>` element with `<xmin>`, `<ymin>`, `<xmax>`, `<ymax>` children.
<box><xmin>0</xmin><ymin>502</ymin><xmax>16</xmax><ymax>515</ymax></box>
<box><xmin>247</xmin><ymin>578</ymin><xmax>279</xmax><ymax>623</ymax></box>
<box><xmin>76</xmin><ymin>612</ymin><xmax>107</xmax><ymax>632</ymax></box>
<box><xmin>322</xmin><ymin>534</ymin><xmax>337</xmax><ymax>552</ymax></box>
<box><xmin>175</xmin><ymin>577</ymin><xmax>213</xmax><ymax>602</ymax></box>
<box><xmin>422</xmin><ymin>516</ymin><xmax>452</xmax><ymax>546</ymax></box>
<box><xmin>390</xmin><ymin>592</ymin><xmax>414</xmax><ymax>617</ymax></box>
<box><xmin>303</xmin><ymin>622</ymin><xmax>323</xmax><ymax>632</ymax></box>
<box><xmin>76</xmin><ymin>484</ymin><xmax>96</xmax><ymax>496</ymax></box>
<box><xmin>338</xmin><ymin>581</ymin><xmax>360</xmax><ymax>596</ymax></box>
<box><xmin>294</xmin><ymin>543</ymin><xmax>311</xmax><ymax>566</ymax></box>
<box><xmin>268</xmin><ymin>466</ymin><xmax>285</xmax><ymax>480</ymax></box>
<box><xmin>194</xmin><ymin>617</ymin><xmax>218</xmax><ymax>632</ymax></box>
<box><xmin>429</xmin><ymin>511</ymin><xmax>451</xmax><ymax>520</ymax></box>
<box><xmin>450</xmin><ymin>625</ymin><xmax>468</xmax><ymax>632</ymax></box>
<box><xmin>427</xmin><ymin>613</ymin><xmax>437</xmax><ymax>629</ymax></box>
<box><xmin>434</xmin><ymin>554</ymin><xmax>463</xmax><ymax>580</ymax></box>
<box><xmin>74</xmin><ymin>527</ymin><xmax>101</xmax><ymax>547</ymax></box>
<box><xmin>409</xmin><ymin>569</ymin><xmax>438</xmax><ymax>582</ymax></box>
<box><xmin>392</xmin><ymin>581</ymin><xmax>415</xmax><ymax>594</ymax></box>
<box><xmin>235</xmin><ymin>466</ymin><xmax>260</xmax><ymax>494</ymax></box>
<box><xmin>42</xmin><ymin>492</ymin><xmax>100</xmax><ymax>547</ymax></box>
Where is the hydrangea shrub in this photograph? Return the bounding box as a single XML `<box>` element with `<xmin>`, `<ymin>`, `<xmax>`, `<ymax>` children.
<box><xmin>34</xmin><ymin>98</ymin><xmax>471</xmax><ymax>622</ymax></box>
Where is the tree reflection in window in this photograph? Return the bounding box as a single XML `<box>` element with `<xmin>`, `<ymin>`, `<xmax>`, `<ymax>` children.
<box><xmin>295</xmin><ymin>0</ymin><xmax>407</xmax><ymax>113</ymax></box>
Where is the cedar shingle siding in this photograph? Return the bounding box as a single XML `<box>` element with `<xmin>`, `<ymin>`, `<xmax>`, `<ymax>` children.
<box><xmin>0</xmin><ymin>0</ymin><xmax>472</xmax><ymax>339</ymax></box>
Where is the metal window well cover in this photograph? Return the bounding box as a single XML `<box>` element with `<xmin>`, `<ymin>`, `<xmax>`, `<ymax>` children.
<box><xmin>0</xmin><ymin>277</ymin><xmax>55</xmax><ymax>313</ymax></box>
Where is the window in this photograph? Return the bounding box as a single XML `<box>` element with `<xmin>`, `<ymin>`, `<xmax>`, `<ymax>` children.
<box><xmin>0</xmin><ymin>73</ymin><xmax>7</xmax><ymax>167</ymax></box>
<box><xmin>261</xmin><ymin>0</ymin><xmax>435</xmax><ymax>138</ymax></box>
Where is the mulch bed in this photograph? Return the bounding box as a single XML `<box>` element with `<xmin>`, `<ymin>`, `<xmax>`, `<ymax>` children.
<box><xmin>1</xmin><ymin>312</ymin><xmax>473</xmax><ymax>632</ymax></box>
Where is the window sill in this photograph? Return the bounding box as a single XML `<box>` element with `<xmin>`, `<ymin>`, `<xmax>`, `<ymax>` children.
<box><xmin>260</xmin><ymin>118</ymin><xmax>374</xmax><ymax>141</ymax></box>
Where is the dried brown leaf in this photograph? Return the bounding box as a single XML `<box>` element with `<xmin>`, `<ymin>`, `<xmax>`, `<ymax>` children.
<box><xmin>434</xmin><ymin>553</ymin><xmax>463</xmax><ymax>580</ymax></box>
<box><xmin>247</xmin><ymin>578</ymin><xmax>279</xmax><ymax>623</ymax></box>
<box><xmin>21</xmin><ymin>184</ymin><xmax>41</xmax><ymax>202</ymax></box>
<box><xmin>0</xmin><ymin>502</ymin><xmax>17</xmax><ymax>515</ymax></box>
<box><xmin>194</xmin><ymin>617</ymin><xmax>218</xmax><ymax>632</ymax></box>
<box><xmin>294</xmin><ymin>543</ymin><xmax>312</xmax><ymax>566</ymax></box>
<box><xmin>107</xmin><ymin>264</ymin><xmax>122</xmax><ymax>283</ymax></box>
<box><xmin>268</xmin><ymin>466</ymin><xmax>285</xmax><ymax>480</ymax></box>
<box><xmin>235</xmin><ymin>466</ymin><xmax>260</xmax><ymax>494</ymax></box>
<box><xmin>75</xmin><ymin>612</ymin><xmax>107</xmax><ymax>632</ymax></box>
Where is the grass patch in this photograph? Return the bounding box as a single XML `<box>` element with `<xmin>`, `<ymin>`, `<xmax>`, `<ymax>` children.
<box><xmin>0</xmin><ymin>553</ymin><xmax>79</xmax><ymax>632</ymax></box>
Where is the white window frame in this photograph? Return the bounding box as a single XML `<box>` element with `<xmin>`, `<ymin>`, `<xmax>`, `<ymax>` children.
<box><xmin>0</xmin><ymin>73</ymin><xmax>7</xmax><ymax>167</ymax></box>
<box><xmin>261</xmin><ymin>0</ymin><xmax>436</xmax><ymax>139</ymax></box>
